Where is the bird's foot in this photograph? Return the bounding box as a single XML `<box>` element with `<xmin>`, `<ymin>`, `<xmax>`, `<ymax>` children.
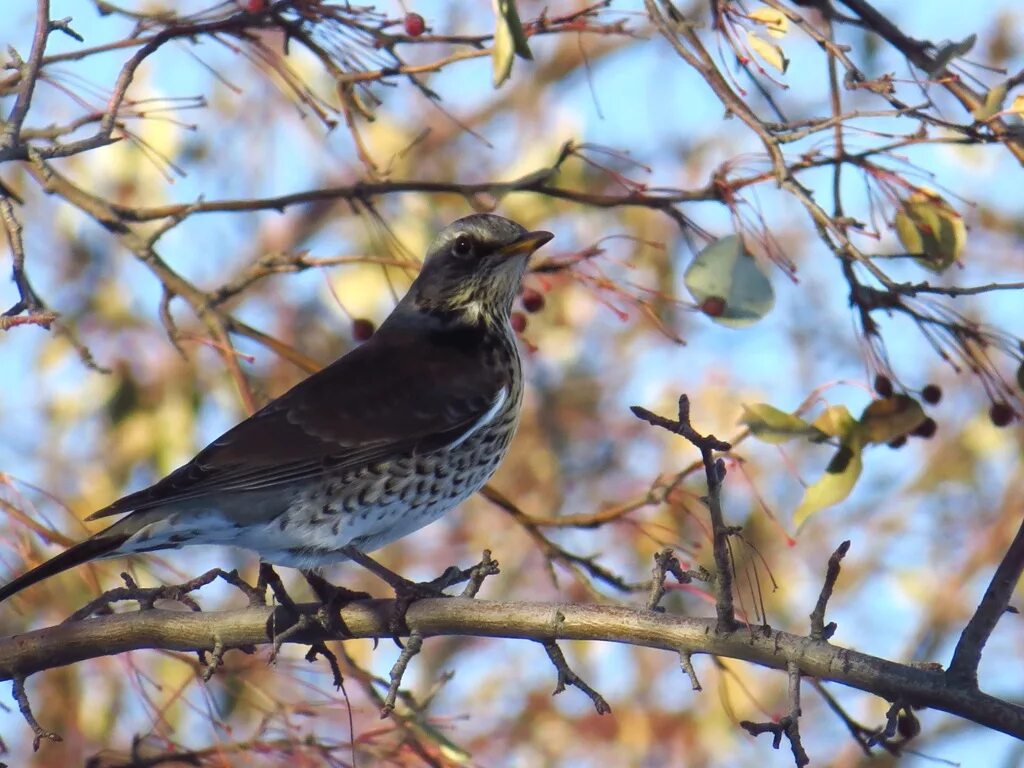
<box><xmin>338</xmin><ymin>546</ymin><xmax>500</xmax><ymax>645</ymax></box>
<box><xmin>303</xmin><ymin>570</ymin><xmax>371</xmax><ymax>637</ymax></box>
<box><xmin>389</xmin><ymin>576</ymin><xmax>447</xmax><ymax>642</ymax></box>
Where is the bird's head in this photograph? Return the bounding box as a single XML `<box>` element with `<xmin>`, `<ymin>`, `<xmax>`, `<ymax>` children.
<box><xmin>400</xmin><ymin>214</ymin><xmax>553</xmax><ymax>327</ymax></box>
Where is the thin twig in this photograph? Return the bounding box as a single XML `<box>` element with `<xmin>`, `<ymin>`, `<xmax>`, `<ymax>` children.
<box><xmin>679</xmin><ymin>651</ymin><xmax>702</xmax><ymax>691</ymax></box>
<box><xmin>12</xmin><ymin>676</ymin><xmax>61</xmax><ymax>751</ymax></box>
<box><xmin>809</xmin><ymin>540</ymin><xmax>851</xmax><ymax>641</ymax></box>
<box><xmin>542</xmin><ymin>640</ymin><xmax>612</xmax><ymax>715</ymax></box>
<box><xmin>739</xmin><ymin>662</ymin><xmax>809</xmax><ymax>767</ymax></box>
<box><xmin>632</xmin><ymin>394</ymin><xmax>737</xmax><ymax>632</ymax></box>
<box><xmin>381</xmin><ymin>629</ymin><xmax>423</xmax><ymax>718</ymax></box>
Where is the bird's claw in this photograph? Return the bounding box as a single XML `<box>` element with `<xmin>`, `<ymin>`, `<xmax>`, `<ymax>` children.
<box><xmin>388</xmin><ymin>576</ymin><xmax>450</xmax><ymax>645</ymax></box>
<box><xmin>304</xmin><ymin>571</ymin><xmax>371</xmax><ymax>637</ymax></box>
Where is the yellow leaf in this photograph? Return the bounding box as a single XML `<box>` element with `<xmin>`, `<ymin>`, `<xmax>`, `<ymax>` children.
<box><xmin>1009</xmin><ymin>93</ymin><xmax>1024</xmax><ymax>117</ymax></box>
<box><xmin>746</xmin><ymin>31</ymin><xmax>789</xmax><ymax>74</ymax></box>
<box><xmin>749</xmin><ymin>8</ymin><xmax>788</xmax><ymax>38</ymax></box>
<box><xmin>973</xmin><ymin>83</ymin><xmax>1007</xmax><ymax>121</ymax></box>
<box><xmin>794</xmin><ymin>439</ymin><xmax>863</xmax><ymax>530</ymax></box>
<box><xmin>894</xmin><ymin>208</ymin><xmax>924</xmax><ymax>255</ymax></box>
<box><xmin>810</xmin><ymin>405</ymin><xmax>856</xmax><ymax>439</ymax></box>
<box><xmin>857</xmin><ymin>395</ymin><xmax>927</xmax><ymax>444</ymax></box>
<box><xmin>491</xmin><ymin>0</ymin><xmax>516</xmax><ymax>87</ymax></box>
<box><xmin>740</xmin><ymin>403</ymin><xmax>822</xmax><ymax>444</ymax></box>
<box><xmin>894</xmin><ymin>192</ymin><xmax>966</xmax><ymax>273</ymax></box>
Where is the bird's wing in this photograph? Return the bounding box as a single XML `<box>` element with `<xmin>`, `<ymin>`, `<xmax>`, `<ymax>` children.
<box><xmin>87</xmin><ymin>326</ymin><xmax>509</xmax><ymax>519</ymax></box>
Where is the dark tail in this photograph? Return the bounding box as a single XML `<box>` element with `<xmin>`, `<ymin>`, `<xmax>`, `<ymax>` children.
<box><xmin>0</xmin><ymin>532</ymin><xmax>129</xmax><ymax>604</ymax></box>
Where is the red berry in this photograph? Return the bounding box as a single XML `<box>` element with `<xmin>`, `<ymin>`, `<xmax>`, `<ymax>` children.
<box><xmin>874</xmin><ymin>374</ymin><xmax>894</xmax><ymax>398</ymax></box>
<box><xmin>887</xmin><ymin>435</ymin><xmax>907</xmax><ymax>449</ymax></box>
<box><xmin>911</xmin><ymin>417</ymin><xmax>937</xmax><ymax>439</ymax></box>
<box><xmin>990</xmin><ymin>402</ymin><xmax>1015</xmax><ymax>427</ymax></box>
<box><xmin>352</xmin><ymin>318</ymin><xmax>375</xmax><ymax>341</ymax></box>
<box><xmin>404</xmin><ymin>12</ymin><xmax>426</xmax><ymax>36</ymax></box>
<box><xmin>510</xmin><ymin>311</ymin><xmax>527</xmax><ymax>334</ymax></box>
<box><xmin>699</xmin><ymin>296</ymin><xmax>726</xmax><ymax>317</ymax></box>
<box><xmin>521</xmin><ymin>288</ymin><xmax>545</xmax><ymax>313</ymax></box>
<box><xmin>245</xmin><ymin>0</ymin><xmax>267</xmax><ymax>12</ymax></box>
<box><xmin>921</xmin><ymin>384</ymin><xmax>942</xmax><ymax>404</ymax></box>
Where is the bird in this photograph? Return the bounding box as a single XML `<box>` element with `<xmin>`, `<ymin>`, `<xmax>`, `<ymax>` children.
<box><xmin>0</xmin><ymin>214</ymin><xmax>553</xmax><ymax>605</ymax></box>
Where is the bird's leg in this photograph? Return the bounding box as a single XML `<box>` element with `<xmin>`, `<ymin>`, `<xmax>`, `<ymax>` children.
<box><xmin>341</xmin><ymin>545</ymin><xmax>464</xmax><ymax>642</ymax></box>
<box><xmin>258</xmin><ymin>562</ymin><xmax>300</xmax><ymax>613</ymax></box>
<box><xmin>301</xmin><ymin>569</ymin><xmax>370</xmax><ymax>636</ymax></box>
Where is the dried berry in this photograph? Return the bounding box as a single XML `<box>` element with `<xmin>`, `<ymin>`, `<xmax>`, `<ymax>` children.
<box><xmin>911</xmin><ymin>417</ymin><xmax>937</xmax><ymax>439</ymax></box>
<box><xmin>921</xmin><ymin>384</ymin><xmax>942</xmax><ymax>404</ymax></box>
<box><xmin>990</xmin><ymin>402</ymin><xmax>1015</xmax><ymax>427</ymax></box>
<box><xmin>874</xmin><ymin>374</ymin><xmax>894</xmax><ymax>398</ymax></box>
<box><xmin>510</xmin><ymin>311</ymin><xmax>527</xmax><ymax>334</ymax></box>
<box><xmin>521</xmin><ymin>288</ymin><xmax>545</xmax><ymax>313</ymax></box>
<box><xmin>352</xmin><ymin>318</ymin><xmax>375</xmax><ymax>341</ymax></box>
<box><xmin>700</xmin><ymin>296</ymin><xmax>726</xmax><ymax>317</ymax></box>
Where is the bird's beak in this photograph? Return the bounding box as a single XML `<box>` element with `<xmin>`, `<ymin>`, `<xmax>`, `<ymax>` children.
<box><xmin>495</xmin><ymin>230</ymin><xmax>554</xmax><ymax>259</ymax></box>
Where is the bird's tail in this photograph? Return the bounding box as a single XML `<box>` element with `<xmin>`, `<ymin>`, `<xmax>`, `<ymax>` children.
<box><xmin>0</xmin><ymin>531</ymin><xmax>129</xmax><ymax>605</ymax></box>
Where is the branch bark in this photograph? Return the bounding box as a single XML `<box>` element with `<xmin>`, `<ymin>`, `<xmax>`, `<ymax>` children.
<box><xmin>2</xmin><ymin>597</ymin><xmax>1022</xmax><ymax>739</ymax></box>
<box><xmin>947</xmin><ymin>516</ymin><xmax>1024</xmax><ymax>687</ymax></box>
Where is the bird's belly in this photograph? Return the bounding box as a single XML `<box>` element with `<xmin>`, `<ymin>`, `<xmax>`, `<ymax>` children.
<box><xmin>249</xmin><ymin>429</ymin><xmax>514</xmax><ymax>568</ymax></box>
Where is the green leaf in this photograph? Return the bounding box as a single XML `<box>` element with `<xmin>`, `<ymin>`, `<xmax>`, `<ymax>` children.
<box><xmin>492</xmin><ymin>0</ymin><xmax>533</xmax><ymax>87</ymax></box>
<box><xmin>684</xmin><ymin>236</ymin><xmax>775</xmax><ymax>328</ymax></box>
<box><xmin>857</xmin><ymin>395</ymin><xmax>927</xmax><ymax>444</ymax></box>
<box><xmin>741</xmin><ymin>403</ymin><xmax>822</xmax><ymax>444</ymax></box>
<box><xmin>794</xmin><ymin>438</ymin><xmax>863</xmax><ymax>530</ymax></box>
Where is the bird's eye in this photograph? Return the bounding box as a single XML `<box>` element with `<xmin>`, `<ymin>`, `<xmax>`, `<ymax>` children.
<box><xmin>453</xmin><ymin>234</ymin><xmax>473</xmax><ymax>257</ymax></box>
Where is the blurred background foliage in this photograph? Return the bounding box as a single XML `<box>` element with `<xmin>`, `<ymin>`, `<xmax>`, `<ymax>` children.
<box><xmin>1</xmin><ymin>0</ymin><xmax>1023</xmax><ymax>766</ymax></box>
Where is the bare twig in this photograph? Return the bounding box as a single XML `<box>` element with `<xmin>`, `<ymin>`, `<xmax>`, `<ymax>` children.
<box><xmin>646</xmin><ymin>548</ymin><xmax>699</xmax><ymax>611</ymax></box>
<box><xmin>459</xmin><ymin>550</ymin><xmax>500</xmax><ymax>598</ymax></box>
<box><xmin>809</xmin><ymin>540</ymin><xmax>851</xmax><ymax>641</ymax></box>
<box><xmin>382</xmin><ymin>629</ymin><xmax>423</xmax><ymax>718</ymax></box>
<box><xmin>542</xmin><ymin>640</ymin><xmax>611</xmax><ymax>715</ymax></box>
<box><xmin>2</xmin><ymin>0</ymin><xmax>51</xmax><ymax>148</ymax></box>
<box><xmin>632</xmin><ymin>394</ymin><xmax>736</xmax><ymax>632</ymax></box>
<box><xmin>679</xmin><ymin>651</ymin><xmax>702</xmax><ymax>691</ymax></box>
<box><xmin>740</xmin><ymin>662</ymin><xmax>809</xmax><ymax>767</ymax></box>
<box><xmin>200</xmin><ymin>633</ymin><xmax>225</xmax><ymax>682</ymax></box>
<box><xmin>11</xmin><ymin>676</ymin><xmax>61</xmax><ymax>751</ymax></box>
<box><xmin>64</xmin><ymin>567</ymin><xmax>232</xmax><ymax>622</ymax></box>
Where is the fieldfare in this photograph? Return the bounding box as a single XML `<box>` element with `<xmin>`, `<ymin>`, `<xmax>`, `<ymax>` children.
<box><xmin>0</xmin><ymin>214</ymin><xmax>553</xmax><ymax>604</ymax></box>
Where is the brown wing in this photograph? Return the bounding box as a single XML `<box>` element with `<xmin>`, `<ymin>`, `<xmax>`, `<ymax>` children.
<box><xmin>88</xmin><ymin>324</ymin><xmax>507</xmax><ymax>519</ymax></box>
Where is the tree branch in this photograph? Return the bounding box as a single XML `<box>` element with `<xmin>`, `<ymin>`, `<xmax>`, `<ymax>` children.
<box><xmin>947</xmin><ymin>516</ymin><xmax>1024</xmax><ymax>688</ymax></box>
<box><xmin>2</xmin><ymin>598</ymin><xmax>1023</xmax><ymax>739</ymax></box>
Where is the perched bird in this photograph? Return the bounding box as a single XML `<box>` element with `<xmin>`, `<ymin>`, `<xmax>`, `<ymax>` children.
<box><xmin>0</xmin><ymin>214</ymin><xmax>553</xmax><ymax>604</ymax></box>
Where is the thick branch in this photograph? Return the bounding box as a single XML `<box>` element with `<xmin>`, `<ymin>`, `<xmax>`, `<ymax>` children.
<box><xmin>947</xmin><ymin>516</ymin><xmax>1024</xmax><ymax>688</ymax></box>
<box><xmin>1</xmin><ymin>598</ymin><xmax>1022</xmax><ymax>739</ymax></box>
